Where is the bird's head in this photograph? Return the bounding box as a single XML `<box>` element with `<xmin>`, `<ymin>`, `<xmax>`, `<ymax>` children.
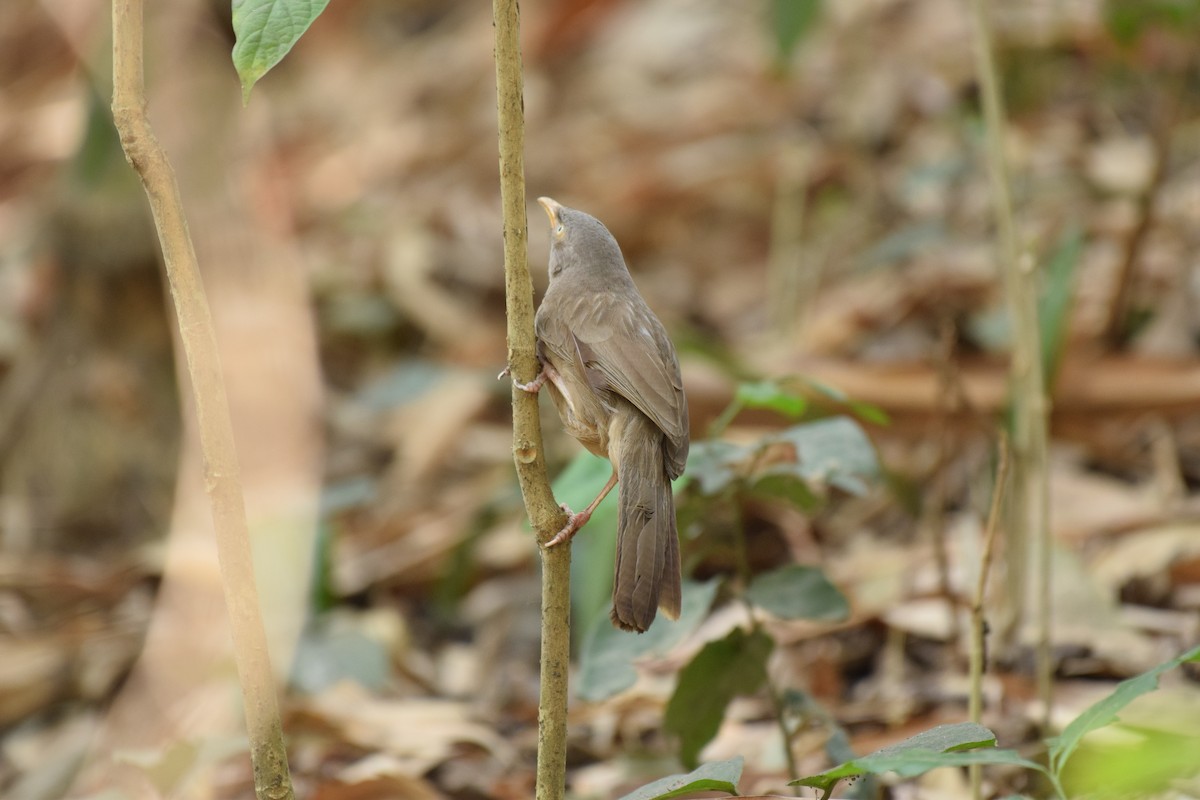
<box><xmin>537</xmin><ymin>197</ymin><xmax>631</xmax><ymax>285</ymax></box>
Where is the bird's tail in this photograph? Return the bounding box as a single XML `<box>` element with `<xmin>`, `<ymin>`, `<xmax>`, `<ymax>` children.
<box><xmin>611</xmin><ymin>414</ymin><xmax>682</xmax><ymax>633</ymax></box>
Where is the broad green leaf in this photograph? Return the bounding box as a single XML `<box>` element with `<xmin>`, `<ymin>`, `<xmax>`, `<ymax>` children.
<box><xmin>684</xmin><ymin>440</ymin><xmax>748</xmax><ymax>495</ymax></box>
<box><xmin>796</xmin><ymin>747</ymin><xmax>1047</xmax><ymax>788</ymax></box>
<box><xmin>290</xmin><ymin>622</ymin><xmax>389</xmax><ymax>693</ymax></box>
<box><xmin>618</xmin><ymin>757</ymin><xmax>744</xmax><ymax>800</ymax></box>
<box><xmin>792</xmin><ymin>723</ymin><xmax>1047</xmax><ymax>799</ymax></box>
<box><xmin>769</xmin><ymin>0</ymin><xmax>822</xmax><ymax>62</ymax></box>
<box><xmin>1038</xmin><ymin>226</ymin><xmax>1082</xmax><ymax>385</ymax></box>
<box><xmin>769</xmin><ymin>416</ymin><xmax>879</xmax><ymax>495</ymax></box>
<box><xmin>749</xmin><ymin>469</ymin><xmax>820</xmax><ymax>510</ymax></box>
<box><xmin>232</xmin><ymin>0</ymin><xmax>331</xmax><ymax>103</ymax></box>
<box><xmin>869</xmin><ymin>721</ymin><xmax>998</xmax><ymax>755</ymax></box>
<box><xmin>745</xmin><ymin>564</ymin><xmax>849</xmax><ymax>621</ymax></box>
<box><xmin>665</xmin><ymin>627</ymin><xmax>773</xmax><ymax>769</ymax></box>
<box><xmin>735</xmin><ymin>380</ymin><xmax>807</xmax><ymax>418</ymax></box>
<box><xmin>1048</xmin><ymin>643</ymin><xmax>1200</xmax><ymax>774</ymax></box>
<box><xmin>577</xmin><ymin>579</ymin><xmax>720</xmax><ymax>702</ymax></box>
<box><xmin>1062</xmin><ymin>725</ymin><xmax>1200</xmax><ymax>798</ymax></box>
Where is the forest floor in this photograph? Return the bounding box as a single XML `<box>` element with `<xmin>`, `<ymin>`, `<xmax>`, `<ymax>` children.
<box><xmin>0</xmin><ymin>0</ymin><xmax>1198</xmax><ymax>798</ymax></box>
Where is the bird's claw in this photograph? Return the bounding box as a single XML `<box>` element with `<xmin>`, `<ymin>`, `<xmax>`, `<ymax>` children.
<box><xmin>499</xmin><ymin>365</ymin><xmax>546</xmax><ymax>392</ymax></box>
<box><xmin>513</xmin><ymin>370</ymin><xmax>547</xmax><ymax>394</ymax></box>
<box><xmin>544</xmin><ymin>504</ymin><xmax>590</xmax><ymax>547</ymax></box>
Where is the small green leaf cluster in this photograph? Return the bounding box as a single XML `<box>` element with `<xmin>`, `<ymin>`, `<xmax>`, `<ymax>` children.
<box><xmin>623</xmin><ymin>645</ymin><xmax>1200</xmax><ymax>800</ymax></box>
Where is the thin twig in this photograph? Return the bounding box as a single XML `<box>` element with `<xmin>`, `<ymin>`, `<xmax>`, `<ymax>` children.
<box><xmin>492</xmin><ymin>2</ymin><xmax>572</xmax><ymax>799</ymax></box>
<box><xmin>738</xmin><ymin>585</ymin><xmax>800</xmax><ymax>791</ymax></box>
<box><xmin>767</xmin><ymin>133</ymin><xmax>813</xmax><ymax>336</ymax></box>
<box><xmin>1102</xmin><ymin>107</ymin><xmax>1172</xmax><ymax>347</ymax></box>
<box><xmin>926</xmin><ymin>316</ymin><xmax>962</xmax><ymax>656</ymax></box>
<box><xmin>966</xmin><ymin>0</ymin><xmax>1052</xmax><ymax>724</ymax></box>
<box><xmin>969</xmin><ymin>432</ymin><xmax>1010</xmax><ymax>800</ymax></box>
<box><xmin>765</xmin><ymin>667</ymin><xmax>802</xmax><ymax>791</ymax></box>
<box><xmin>110</xmin><ymin>1</ymin><xmax>292</xmax><ymax>797</ymax></box>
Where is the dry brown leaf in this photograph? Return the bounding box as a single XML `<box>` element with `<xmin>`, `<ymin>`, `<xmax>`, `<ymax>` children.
<box><xmin>301</xmin><ymin>682</ymin><xmax>515</xmax><ymax>775</ymax></box>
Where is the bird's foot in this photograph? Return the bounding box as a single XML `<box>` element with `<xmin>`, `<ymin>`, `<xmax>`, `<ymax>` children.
<box><xmin>499</xmin><ymin>365</ymin><xmax>547</xmax><ymax>393</ymax></box>
<box><xmin>544</xmin><ymin>503</ymin><xmax>592</xmax><ymax>547</ymax></box>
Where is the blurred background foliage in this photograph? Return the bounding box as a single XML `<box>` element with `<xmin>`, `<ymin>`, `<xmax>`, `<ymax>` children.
<box><xmin>1</xmin><ymin>0</ymin><xmax>1200</xmax><ymax>797</ymax></box>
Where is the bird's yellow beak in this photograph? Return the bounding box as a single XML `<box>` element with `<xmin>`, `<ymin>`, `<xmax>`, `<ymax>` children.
<box><xmin>538</xmin><ymin>196</ymin><xmax>564</xmax><ymax>236</ymax></box>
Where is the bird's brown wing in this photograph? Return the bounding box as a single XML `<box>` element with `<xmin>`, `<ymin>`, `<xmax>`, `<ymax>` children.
<box><xmin>560</xmin><ymin>291</ymin><xmax>689</xmax><ymax>473</ymax></box>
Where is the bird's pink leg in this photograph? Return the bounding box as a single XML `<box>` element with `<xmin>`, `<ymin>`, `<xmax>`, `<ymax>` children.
<box><xmin>508</xmin><ymin>361</ymin><xmax>570</xmax><ymax>396</ymax></box>
<box><xmin>546</xmin><ymin>470</ymin><xmax>619</xmax><ymax>547</ymax></box>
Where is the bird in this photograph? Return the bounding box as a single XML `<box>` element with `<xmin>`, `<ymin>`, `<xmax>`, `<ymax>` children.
<box><xmin>514</xmin><ymin>196</ymin><xmax>689</xmax><ymax>632</ymax></box>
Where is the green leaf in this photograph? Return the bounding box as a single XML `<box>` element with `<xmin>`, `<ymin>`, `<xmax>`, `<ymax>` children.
<box><xmin>617</xmin><ymin>757</ymin><xmax>744</xmax><ymax>800</ymax></box>
<box><xmin>1048</xmin><ymin>643</ymin><xmax>1200</xmax><ymax>774</ymax></box>
<box><xmin>735</xmin><ymin>380</ymin><xmax>808</xmax><ymax>418</ymax></box>
<box><xmin>290</xmin><ymin>620</ymin><xmax>389</xmax><ymax>693</ymax></box>
<box><xmin>745</xmin><ymin>564</ymin><xmax>849</xmax><ymax>621</ymax></box>
<box><xmin>1062</xmin><ymin>726</ymin><xmax>1200</xmax><ymax>798</ymax></box>
<box><xmin>577</xmin><ymin>579</ymin><xmax>721</xmax><ymax>702</ymax></box>
<box><xmin>1038</xmin><ymin>225</ymin><xmax>1082</xmax><ymax>386</ymax></box>
<box><xmin>849</xmin><ymin>399</ymin><xmax>891</xmax><ymax>426</ymax></box>
<box><xmin>769</xmin><ymin>0</ymin><xmax>822</xmax><ymax>62</ymax></box>
<box><xmin>769</xmin><ymin>416</ymin><xmax>879</xmax><ymax>496</ymax></box>
<box><xmin>870</xmin><ymin>721</ymin><xmax>998</xmax><ymax>754</ymax></box>
<box><xmin>799</xmin><ymin>376</ymin><xmax>890</xmax><ymax>425</ymax></box>
<box><xmin>862</xmin><ymin>748</ymin><xmax>1042</xmax><ymax>777</ymax></box>
<box><xmin>684</xmin><ymin>440</ymin><xmax>748</xmax><ymax>495</ymax></box>
<box><xmin>750</xmin><ymin>469</ymin><xmax>820</xmax><ymax>511</ymax></box>
<box><xmin>232</xmin><ymin>0</ymin><xmax>331</xmax><ymax>103</ymax></box>
<box><xmin>665</xmin><ymin>627</ymin><xmax>773</xmax><ymax>769</ymax></box>
<box><xmin>792</xmin><ymin>723</ymin><xmax>1047</xmax><ymax>798</ymax></box>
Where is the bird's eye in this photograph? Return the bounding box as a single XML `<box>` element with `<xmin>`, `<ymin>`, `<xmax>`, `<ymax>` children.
<box><xmin>555</xmin><ymin>223</ymin><xmax>564</xmax><ymax>235</ymax></box>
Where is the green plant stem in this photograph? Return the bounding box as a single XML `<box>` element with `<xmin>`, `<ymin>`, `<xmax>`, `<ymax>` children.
<box><xmin>969</xmin><ymin>434</ymin><xmax>1009</xmax><ymax>800</ymax></box>
<box><xmin>492</xmin><ymin>2</ymin><xmax>572</xmax><ymax>799</ymax></box>
<box><xmin>765</xmin><ymin>668</ymin><xmax>801</xmax><ymax>790</ymax></box>
<box><xmin>707</xmin><ymin>397</ymin><xmax>744</xmax><ymax>439</ymax></box>
<box><xmin>111</xmin><ymin>1</ymin><xmax>292</xmax><ymax>797</ymax></box>
<box><xmin>966</xmin><ymin>0</ymin><xmax>1052</xmax><ymax>724</ymax></box>
<box><xmin>736</xmin><ymin>588</ymin><xmax>799</xmax><ymax>791</ymax></box>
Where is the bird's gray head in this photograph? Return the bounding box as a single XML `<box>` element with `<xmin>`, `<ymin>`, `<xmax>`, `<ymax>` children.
<box><xmin>537</xmin><ymin>197</ymin><xmax>633</xmax><ymax>287</ymax></box>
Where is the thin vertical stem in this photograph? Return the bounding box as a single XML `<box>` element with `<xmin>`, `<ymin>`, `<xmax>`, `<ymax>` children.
<box><xmin>966</xmin><ymin>0</ymin><xmax>1053</xmax><ymax>725</ymax></box>
<box><xmin>111</xmin><ymin>0</ymin><xmax>292</xmax><ymax>796</ymax></box>
<box><xmin>492</xmin><ymin>2</ymin><xmax>572</xmax><ymax>799</ymax></box>
<box><xmin>969</xmin><ymin>435</ymin><xmax>1009</xmax><ymax>800</ymax></box>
